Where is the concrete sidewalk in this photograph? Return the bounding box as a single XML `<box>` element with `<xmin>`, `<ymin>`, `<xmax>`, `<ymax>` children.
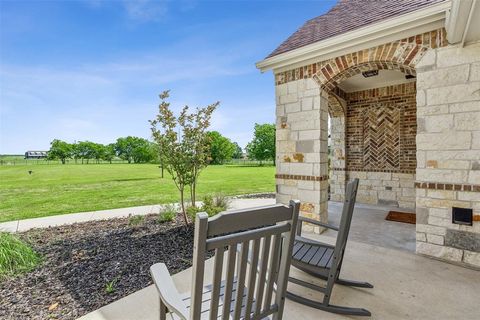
<box><xmin>0</xmin><ymin>198</ymin><xmax>276</xmax><ymax>232</ymax></box>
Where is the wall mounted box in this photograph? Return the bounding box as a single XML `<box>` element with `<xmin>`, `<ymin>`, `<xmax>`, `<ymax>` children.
<box><xmin>452</xmin><ymin>207</ymin><xmax>473</xmax><ymax>226</ymax></box>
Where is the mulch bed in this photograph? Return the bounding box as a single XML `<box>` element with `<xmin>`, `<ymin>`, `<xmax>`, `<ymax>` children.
<box><xmin>0</xmin><ymin>215</ymin><xmax>198</xmax><ymax>320</ymax></box>
<box><xmin>385</xmin><ymin>211</ymin><xmax>416</xmax><ymax>224</ymax></box>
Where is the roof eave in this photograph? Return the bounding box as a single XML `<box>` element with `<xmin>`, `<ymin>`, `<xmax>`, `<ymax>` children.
<box><xmin>256</xmin><ymin>0</ymin><xmax>452</xmax><ymax>73</ymax></box>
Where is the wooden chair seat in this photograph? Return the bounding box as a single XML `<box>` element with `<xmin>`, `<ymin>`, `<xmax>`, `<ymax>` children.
<box><xmin>292</xmin><ymin>238</ymin><xmax>335</xmax><ymax>270</ymax></box>
<box><xmin>152</xmin><ymin>278</ymin><xmax>267</xmax><ymax>320</ymax></box>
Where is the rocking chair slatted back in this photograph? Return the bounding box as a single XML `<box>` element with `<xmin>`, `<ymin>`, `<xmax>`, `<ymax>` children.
<box><xmin>190</xmin><ymin>200</ymin><xmax>300</xmax><ymax>320</ymax></box>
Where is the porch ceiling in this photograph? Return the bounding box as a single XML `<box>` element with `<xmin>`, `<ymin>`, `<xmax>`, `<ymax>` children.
<box><xmin>338</xmin><ymin>69</ymin><xmax>416</xmax><ymax>92</ymax></box>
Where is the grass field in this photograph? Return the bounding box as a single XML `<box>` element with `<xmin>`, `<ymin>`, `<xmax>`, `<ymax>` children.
<box><xmin>0</xmin><ymin>164</ymin><xmax>275</xmax><ymax>223</ymax></box>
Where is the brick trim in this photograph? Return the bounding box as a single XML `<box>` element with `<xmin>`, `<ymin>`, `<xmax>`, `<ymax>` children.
<box><xmin>275</xmin><ymin>28</ymin><xmax>447</xmax><ymax>88</ymax></box>
<box><xmin>333</xmin><ymin>168</ymin><xmax>416</xmax><ymax>174</ymax></box>
<box><xmin>275</xmin><ymin>174</ymin><xmax>329</xmax><ymax>181</ymax></box>
<box><xmin>415</xmin><ymin>182</ymin><xmax>480</xmax><ymax>193</ymax></box>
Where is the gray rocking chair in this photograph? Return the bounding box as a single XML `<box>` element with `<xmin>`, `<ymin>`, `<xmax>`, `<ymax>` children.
<box><xmin>150</xmin><ymin>200</ymin><xmax>300</xmax><ymax>320</ymax></box>
<box><xmin>287</xmin><ymin>178</ymin><xmax>373</xmax><ymax>316</ymax></box>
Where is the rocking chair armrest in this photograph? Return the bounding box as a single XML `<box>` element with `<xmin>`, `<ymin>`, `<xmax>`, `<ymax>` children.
<box><xmin>150</xmin><ymin>263</ymin><xmax>189</xmax><ymax>320</ymax></box>
<box><xmin>297</xmin><ymin>216</ymin><xmax>339</xmax><ymax>233</ymax></box>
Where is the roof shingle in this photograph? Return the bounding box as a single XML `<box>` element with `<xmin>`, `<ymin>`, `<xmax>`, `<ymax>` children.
<box><xmin>267</xmin><ymin>0</ymin><xmax>445</xmax><ymax>58</ymax></box>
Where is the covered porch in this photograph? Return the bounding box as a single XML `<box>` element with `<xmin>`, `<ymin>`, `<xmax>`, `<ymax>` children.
<box><xmin>257</xmin><ymin>0</ymin><xmax>480</xmax><ymax>269</ymax></box>
<box><xmin>79</xmin><ymin>202</ymin><xmax>478</xmax><ymax>320</ymax></box>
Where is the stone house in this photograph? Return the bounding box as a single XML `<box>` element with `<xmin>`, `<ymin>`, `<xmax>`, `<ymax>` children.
<box><xmin>256</xmin><ymin>0</ymin><xmax>480</xmax><ymax>268</ymax></box>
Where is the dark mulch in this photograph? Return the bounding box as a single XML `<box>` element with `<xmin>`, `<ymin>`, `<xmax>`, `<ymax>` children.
<box><xmin>0</xmin><ymin>215</ymin><xmax>196</xmax><ymax>320</ymax></box>
<box><xmin>386</xmin><ymin>211</ymin><xmax>416</xmax><ymax>224</ymax></box>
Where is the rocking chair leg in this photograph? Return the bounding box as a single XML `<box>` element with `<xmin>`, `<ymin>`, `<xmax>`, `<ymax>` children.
<box><xmin>336</xmin><ymin>277</ymin><xmax>373</xmax><ymax>288</ymax></box>
<box><xmin>159</xmin><ymin>299</ymin><xmax>167</xmax><ymax>320</ymax></box>
<box><xmin>286</xmin><ymin>291</ymin><xmax>371</xmax><ymax>316</ymax></box>
<box><xmin>306</xmin><ymin>272</ymin><xmax>373</xmax><ymax>288</ymax></box>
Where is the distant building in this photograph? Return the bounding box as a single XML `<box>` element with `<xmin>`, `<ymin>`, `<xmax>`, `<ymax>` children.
<box><xmin>24</xmin><ymin>151</ymin><xmax>48</xmax><ymax>159</ymax></box>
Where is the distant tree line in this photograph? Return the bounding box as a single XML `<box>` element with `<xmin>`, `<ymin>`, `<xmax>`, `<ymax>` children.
<box><xmin>47</xmin><ymin>137</ymin><xmax>158</xmax><ymax>164</ymax></box>
<box><xmin>47</xmin><ymin>125</ymin><xmax>275</xmax><ymax>166</ymax></box>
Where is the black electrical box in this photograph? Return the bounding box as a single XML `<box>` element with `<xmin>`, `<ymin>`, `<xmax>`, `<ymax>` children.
<box><xmin>452</xmin><ymin>207</ymin><xmax>473</xmax><ymax>226</ymax></box>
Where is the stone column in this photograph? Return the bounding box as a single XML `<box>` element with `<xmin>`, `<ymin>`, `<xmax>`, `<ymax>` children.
<box><xmin>275</xmin><ymin>77</ymin><xmax>329</xmax><ymax>228</ymax></box>
<box><xmin>329</xmin><ymin>115</ymin><xmax>347</xmax><ymax>202</ymax></box>
<box><xmin>415</xmin><ymin>43</ymin><xmax>480</xmax><ymax>268</ymax></box>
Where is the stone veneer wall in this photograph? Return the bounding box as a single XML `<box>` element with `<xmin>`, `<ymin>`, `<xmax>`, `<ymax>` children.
<box><xmin>275</xmin><ymin>78</ymin><xmax>329</xmax><ymax>228</ymax></box>
<box><xmin>330</xmin><ymin>83</ymin><xmax>417</xmax><ymax>209</ymax></box>
<box><xmin>329</xmin><ymin>115</ymin><xmax>347</xmax><ymax>202</ymax></box>
<box><xmin>415</xmin><ymin>42</ymin><xmax>480</xmax><ymax>268</ymax></box>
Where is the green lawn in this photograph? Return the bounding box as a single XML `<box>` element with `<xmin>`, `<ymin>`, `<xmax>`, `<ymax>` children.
<box><xmin>0</xmin><ymin>164</ymin><xmax>275</xmax><ymax>223</ymax></box>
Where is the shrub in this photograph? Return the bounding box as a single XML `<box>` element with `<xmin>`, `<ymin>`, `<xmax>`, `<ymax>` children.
<box><xmin>158</xmin><ymin>204</ymin><xmax>177</xmax><ymax>223</ymax></box>
<box><xmin>187</xmin><ymin>194</ymin><xmax>230</xmax><ymax>220</ymax></box>
<box><xmin>186</xmin><ymin>205</ymin><xmax>202</xmax><ymax>220</ymax></box>
<box><xmin>0</xmin><ymin>232</ymin><xmax>41</xmax><ymax>280</ymax></box>
<box><xmin>212</xmin><ymin>193</ymin><xmax>230</xmax><ymax>209</ymax></box>
<box><xmin>128</xmin><ymin>215</ymin><xmax>145</xmax><ymax>227</ymax></box>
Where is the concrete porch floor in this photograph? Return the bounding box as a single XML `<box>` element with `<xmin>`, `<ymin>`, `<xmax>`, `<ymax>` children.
<box><xmin>326</xmin><ymin>201</ymin><xmax>416</xmax><ymax>252</ymax></box>
<box><xmin>79</xmin><ymin>202</ymin><xmax>479</xmax><ymax>320</ymax></box>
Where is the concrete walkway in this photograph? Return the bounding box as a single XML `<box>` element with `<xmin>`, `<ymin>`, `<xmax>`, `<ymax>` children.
<box><xmin>0</xmin><ymin>199</ymin><xmax>416</xmax><ymax>253</ymax></box>
<box><xmin>0</xmin><ymin>198</ymin><xmax>276</xmax><ymax>233</ymax></box>
<box><xmin>79</xmin><ymin>234</ymin><xmax>480</xmax><ymax>320</ymax></box>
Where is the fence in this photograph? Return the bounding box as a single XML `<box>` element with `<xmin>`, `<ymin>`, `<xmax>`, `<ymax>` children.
<box><xmin>0</xmin><ymin>157</ymin><xmax>275</xmax><ymax>167</ymax></box>
<box><xmin>224</xmin><ymin>159</ymin><xmax>274</xmax><ymax>166</ymax></box>
<box><xmin>0</xmin><ymin>158</ymin><xmax>132</xmax><ymax>166</ymax></box>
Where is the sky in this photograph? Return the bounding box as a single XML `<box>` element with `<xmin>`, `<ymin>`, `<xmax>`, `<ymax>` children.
<box><xmin>0</xmin><ymin>0</ymin><xmax>335</xmax><ymax>154</ymax></box>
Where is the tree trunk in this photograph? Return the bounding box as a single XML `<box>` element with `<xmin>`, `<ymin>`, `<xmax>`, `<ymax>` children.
<box><xmin>190</xmin><ymin>182</ymin><xmax>196</xmax><ymax>207</ymax></box>
<box><xmin>180</xmin><ymin>188</ymin><xmax>189</xmax><ymax>226</ymax></box>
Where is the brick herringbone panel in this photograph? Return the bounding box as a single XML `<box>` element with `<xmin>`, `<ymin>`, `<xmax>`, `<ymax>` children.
<box><xmin>345</xmin><ymin>83</ymin><xmax>416</xmax><ymax>172</ymax></box>
<box><xmin>363</xmin><ymin>104</ymin><xmax>400</xmax><ymax>170</ymax></box>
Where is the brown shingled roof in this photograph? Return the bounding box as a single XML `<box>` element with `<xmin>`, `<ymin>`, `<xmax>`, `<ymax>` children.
<box><xmin>267</xmin><ymin>0</ymin><xmax>445</xmax><ymax>58</ymax></box>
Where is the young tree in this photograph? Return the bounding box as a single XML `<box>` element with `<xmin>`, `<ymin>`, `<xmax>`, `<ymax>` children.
<box><xmin>246</xmin><ymin>123</ymin><xmax>276</xmax><ymax>165</ymax></box>
<box><xmin>206</xmin><ymin>131</ymin><xmax>235</xmax><ymax>165</ymax></box>
<box><xmin>232</xmin><ymin>142</ymin><xmax>243</xmax><ymax>159</ymax></box>
<box><xmin>150</xmin><ymin>90</ymin><xmax>218</xmax><ymax>225</ymax></box>
<box><xmin>47</xmin><ymin>139</ymin><xmax>72</xmax><ymax>164</ymax></box>
<box><xmin>182</xmin><ymin>104</ymin><xmax>217</xmax><ymax>206</ymax></box>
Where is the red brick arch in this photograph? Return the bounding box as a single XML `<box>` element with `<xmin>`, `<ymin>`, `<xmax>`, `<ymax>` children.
<box><xmin>275</xmin><ymin>28</ymin><xmax>447</xmax><ymax>91</ymax></box>
<box><xmin>328</xmin><ymin>89</ymin><xmax>346</xmax><ymax>117</ymax></box>
<box><xmin>316</xmin><ymin>61</ymin><xmax>416</xmax><ymax>92</ymax></box>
